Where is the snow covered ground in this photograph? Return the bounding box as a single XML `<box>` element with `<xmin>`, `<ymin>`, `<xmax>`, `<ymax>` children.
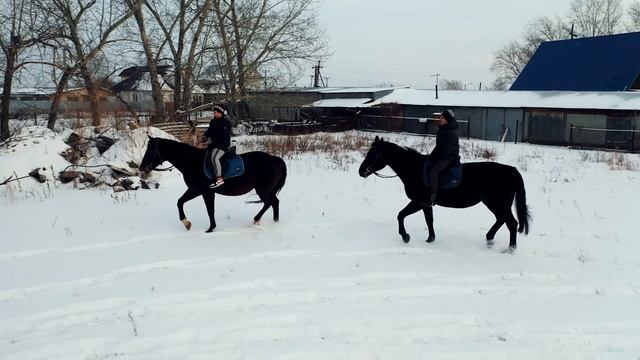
<box><xmin>1</xmin><ymin>130</ymin><xmax>640</xmax><ymax>359</ymax></box>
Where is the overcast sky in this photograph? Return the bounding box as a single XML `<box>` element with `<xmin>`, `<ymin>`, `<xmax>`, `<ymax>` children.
<box><xmin>307</xmin><ymin>0</ymin><xmax>585</xmax><ymax>89</ymax></box>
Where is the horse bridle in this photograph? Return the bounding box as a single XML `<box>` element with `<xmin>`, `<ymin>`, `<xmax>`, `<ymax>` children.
<box><xmin>145</xmin><ymin>139</ymin><xmax>174</xmax><ymax>172</ymax></box>
<box><xmin>364</xmin><ymin>149</ymin><xmax>398</xmax><ymax>179</ymax></box>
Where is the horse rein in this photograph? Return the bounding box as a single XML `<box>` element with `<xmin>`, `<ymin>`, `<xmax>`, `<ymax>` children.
<box><xmin>373</xmin><ymin>171</ymin><xmax>398</xmax><ymax>179</ymax></box>
<box><xmin>363</xmin><ymin>165</ymin><xmax>398</xmax><ymax>179</ymax></box>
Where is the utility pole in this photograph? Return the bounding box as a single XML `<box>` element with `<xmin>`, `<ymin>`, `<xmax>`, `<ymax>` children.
<box><xmin>431</xmin><ymin>73</ymin><xmax>440</xmax><ymax>99</ymax></box>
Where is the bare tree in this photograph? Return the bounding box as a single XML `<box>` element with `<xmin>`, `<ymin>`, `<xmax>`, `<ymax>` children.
<box><xmin>210</xmin><ymin>0</ymin><xmax>326</xmax><ymax>119</ymax></box>
<box><xmin>440</xmin><ymin>79</ymin><xmax>464</xmax><ymax>90</ymax></box>
<box><xmin>125</xmin><ymin>0</ymin><xmax>167</xmax><ymax>123</ymax></box>
<box><xmin>490</xmin><ymin>0</ymin><xmax>628</xmax><ymax>89</ymax></box>
<box><xmin>569</xmin><ymin>0</ymin><xmax>624</xmax><ymax>36</ymax></box>
<box><xmin>138</xmin><ymin>0</ymin><xmax>213</xmax><ymax>117</ymax></box>
<box><xmin>34</xmin><ymin>0</ymin><xmax>134</xmax><ymax>128</ymax></box>
<box><xmin>628</xmin><ymin>0</ymin><xmax>640</xmax><ymax>30</ymax></box>
<box><xmin>491</xmin><ymin>15</ymin><xmax>572</xmax><ymax>88</ymax></box>
<box><xmin>0</xmin><ymin>0</ymin><xmax>56</xmax><ymax>140</ymax></box>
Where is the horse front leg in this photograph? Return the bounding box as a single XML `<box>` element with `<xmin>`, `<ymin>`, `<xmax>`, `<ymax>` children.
<box><xmin>203</xmin><ymin>192</ymin><xmax>217</xmax><ymax>233</ymax></box>
<box><xmin>422</xmin><ymin>206</ymin><xmax>436</xmax><ymax>243</ymax></box>
<box><xmin>397</xmin><ymin>201</ymin><xmax>422</xmax><ymax>243</ymax></box>
<box><xmin>177</xmin><ymin>189</ymin><xmax>200</xmax><ymax>230</ymax></box>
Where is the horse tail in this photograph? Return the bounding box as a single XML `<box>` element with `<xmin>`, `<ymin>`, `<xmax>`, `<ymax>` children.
<box><xmin>274</xmin><ymin>156</ymin><xmax>287</xmax><ymax>196</ymax></box>
<box><xmin>514</xmin><ymin>168</ymin><xmax>531</xmax><ymax>234</ymax></box>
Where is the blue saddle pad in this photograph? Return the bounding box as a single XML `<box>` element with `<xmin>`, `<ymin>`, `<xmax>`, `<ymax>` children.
<box><xmin>422</xmin><ymin>160</ymin><xmax>463</xmax><ymax>190</ymax></box>
<box><xmin>204</xmin><ymin>148</ymin><xmax>245</xmax><ymax>180</ymax></box>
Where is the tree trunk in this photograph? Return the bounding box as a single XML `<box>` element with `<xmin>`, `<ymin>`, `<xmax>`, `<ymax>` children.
<box><xmin>132</xmin><ymin>1</ymin><xmax>166</xmax><ymax>123</ymax></box>
<box><xmin>213</xmin><ymin>0</ymin><xmax>238</xmax><ymax>117</ymax></box>
<box><xmin>47</xmin><ymin>69</ymin><xmax>72</xmax><ymax>130</ymax></box>
<box><xmin>173</xmin><ymin>0</ymin><xmax>186</xmax><ymax>113</ymax></box>
<box><xmin>79</xmin><ymin>64</ymin><xmax>101</xmax><ymax>127</ymax></box>
<box><xmin>1</xmin><ymin>48</ymin><xmax>17</xmax><ymax>140</ymax></box>
<box><xmin>230</xmin><ymin>1</ymin><xmax>246</xmax><ymax>119</ymax></box>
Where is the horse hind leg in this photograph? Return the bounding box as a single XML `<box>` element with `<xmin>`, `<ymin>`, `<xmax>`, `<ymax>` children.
<box><xmin>503</xmin><ymin>212</ymin><xmax>518</xmax><ymax>253</ymax></box>
<box><xmin>485</xmin><ymin>218</ymin><xmax>505</xmax><ymax>248</ymax></box>
<box><xmin>483</xmin><ymin>200</ymin><xmax>508</xmax><ymax>249</ymax></box>
<box><xmin>252</xmin><ymin>189</ymin><xmax>273</xmax><ymax>224</ymax></box>
<box><xmin>272</xmin><ymin>196</ymin><xmax>280</xmax><ymax>222</ymax></box>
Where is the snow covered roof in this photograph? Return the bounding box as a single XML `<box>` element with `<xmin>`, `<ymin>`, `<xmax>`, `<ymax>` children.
<box><xmin>1</xmin><ymin>88</ymin><xmax>56</xmax><ymax>95</ymax></box>
<box><xmin>363</xmin><ymin>89</ymin><xmax>640</xmax><ymax>111</ymax></box>
<box><xmin>310</xmin><ymin>98</ymin><xmax>373</xmax><ymax>108</ymax></box>
<box><xmin>319</xmin><ymin>86</ymin><xmax>408</xmax><ymax>94</ymax></box>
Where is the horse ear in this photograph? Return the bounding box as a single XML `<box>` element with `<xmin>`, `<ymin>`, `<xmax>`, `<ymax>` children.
<box><xmin>375</xmin><ymin>136</ymin><xmax>380</xmax><ymax>142</ymax></box>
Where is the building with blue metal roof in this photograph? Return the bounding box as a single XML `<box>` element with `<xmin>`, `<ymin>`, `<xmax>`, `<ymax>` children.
<box><xmin>510</xmin><ymin>32</ymin><xmax>640</xmax><ymax>92</ymax></box>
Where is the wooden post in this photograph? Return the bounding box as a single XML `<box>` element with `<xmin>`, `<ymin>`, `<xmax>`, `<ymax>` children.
<box><xmin>569</xmin><ymin>124</ymin><xmax>574</xmax><ymax>147</ymax></box>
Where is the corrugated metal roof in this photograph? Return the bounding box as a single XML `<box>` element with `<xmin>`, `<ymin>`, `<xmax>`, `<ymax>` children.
<box><xmin>309</xmin><ymin>98</ymin><xmax>372</xmax><ymax>108</ymax></box>
<box><xmin>511</xmin><ymin>32</ymin><xmax>640</xmax><ymax>91</ymax></box>
<box><xmin>361</xmin><ymin>89</ymin><xmax>640</xmax><ymax>111</ymax></box>
<box><xmin>318</xmin><ymin>86</ymin><xmax>408</xmax><ymax>94</ymax></box>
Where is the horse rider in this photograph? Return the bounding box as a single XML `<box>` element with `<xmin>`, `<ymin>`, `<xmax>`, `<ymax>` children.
<box><xmin>427</xmin><ymin>109</ymin><xmax>460</xmax><ymax>206</ymax></box>
<box><xmin>203</xmin><ymin>104</ymin><xmax>232</xmax><ymax>188</ymax></box>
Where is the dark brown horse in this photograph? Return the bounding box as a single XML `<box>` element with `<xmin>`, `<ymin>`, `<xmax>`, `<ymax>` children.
<box><xmin>359</xmin><ymin>136</ymin><xmax>530</xmax><ymax>252</ymax></box>
<box><xmin>139</xmin><ymin>137</ymin><xmax>287</xmax><ymax>232</ymax></box>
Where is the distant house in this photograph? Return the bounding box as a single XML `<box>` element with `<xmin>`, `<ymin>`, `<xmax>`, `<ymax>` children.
<box><xmin>1</xmin><ymin>88</ymin><xmax>53</xmax><ymax>115</ymax></box>
<box><xmin>2</xmin><ymin>87</ymin><xmax>118</xmax><ymax>116</ymax></box>
<box><xmin>111</xmin><ymin>65</ymin><xmax>174</xmax><ymax>112</ymax></box>
<box><xmin>57</xmin><ymin>87</ymin><xmax>118</xmax><ymax>113</ymax></box>
<box><xmin>111</xmin><ymin>65</ymin><xmax>209</xmax><ymax>112</ymax></box>
<box><xmin>511</xmin><ymin>32</ymin><xmax>640</xmax><ymax>92</ymax></box>
<box><xmin>197</xmin><ymin>64</ymin><xmax>265</xmax><ymax>95</ymax></box>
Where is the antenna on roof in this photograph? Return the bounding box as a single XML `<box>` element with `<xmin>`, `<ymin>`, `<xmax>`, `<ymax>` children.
<box><xmin>569</xmin><ymin>24</ymin><xmax>577</xmax><ymax>39</ymax></box>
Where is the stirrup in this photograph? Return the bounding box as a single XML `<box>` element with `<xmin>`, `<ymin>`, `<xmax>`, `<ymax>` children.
<box><xmin>209</xmin><ymin>178</ymin><xmax>224</xmax><ymax>188</ymax></box>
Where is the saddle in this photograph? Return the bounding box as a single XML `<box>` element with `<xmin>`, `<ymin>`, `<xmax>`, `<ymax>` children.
<box><xmin>422</xmin><ymin>159</ymin><xmax>463</xmax><ymax>190</ymax></box>
<box><xmin>204</xmin><ymin>146</ymin><xmax>245</xmax><ymax>180</ymax></box>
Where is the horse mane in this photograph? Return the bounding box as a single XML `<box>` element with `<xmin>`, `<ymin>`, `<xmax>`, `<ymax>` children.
<box><xmin>380</xmin><ymin>140</ymin><xmax>426</xmax><ymax>160</ymax></box>
<box><xmin>157</xmin><ymin>137</ymin><xmax>201</xmax><ymax>155</ymax></box>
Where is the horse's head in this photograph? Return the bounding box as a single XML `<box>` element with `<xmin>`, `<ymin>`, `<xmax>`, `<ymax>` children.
<box><xmin>359</xmin><ymin>136</ymin><xmax>388</xmax><ymax>178</ymax></box>
<box><xmin>139</xmin><ymin>136</ymin><xmax>165</xmax><ymax>177</ymax></box>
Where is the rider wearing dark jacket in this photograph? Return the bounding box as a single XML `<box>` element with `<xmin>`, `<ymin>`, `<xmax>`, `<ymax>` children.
<box><xmin>204</xmin><ymin>104</ymin><xmax>233</xmax><ymax>188</ymax></box>
<box><xmin>428</xmin><ymin>109</ymin><xmax>460</xmax><ymax>205</ymax></box>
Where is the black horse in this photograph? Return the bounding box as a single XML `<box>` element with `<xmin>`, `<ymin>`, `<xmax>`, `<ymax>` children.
<box><xmin>139</xmin><ymin>137</ymin><xmax>287</xmax><ymax>232</ymax></box>
<box><xmin>359</xmin><ymin>136</ymin><xmax>530</xmax><ymax>252</ymax></box>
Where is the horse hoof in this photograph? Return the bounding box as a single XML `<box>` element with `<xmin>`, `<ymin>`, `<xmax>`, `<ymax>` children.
<box><xmin>254</xmin><ymin>220</ymin><xmax>262</xmax><ymax>225</ymax></box>
<box><xmin>426</xmin><ymin>236</ymin><xmax>435</xmax><ymax>243</ymax></box>
<box><xmin>402</xmin><ymin>234</ymin><xmax>410</xmax><ymax>243</ymax></box>
<box><xmin>502</xmin><ymin>246</ymin><xmax>516</xmax><ymax>254</ymax></box>
<box><xmin>486</xmin><ymin>240</ymin><xmax>494</xmax><ymax>248</ymax></box>
<box><xmin>182</xmin><ymin>219</ymin><xmax>192</xmax><ymax>231</ymax></box>
<box><xmin>206</xmin><ymin>229</ymin><xmax>213</xmax><ymax>233</ymax></box>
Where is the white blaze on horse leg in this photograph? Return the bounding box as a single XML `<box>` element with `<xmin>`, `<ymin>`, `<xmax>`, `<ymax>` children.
<box><xmin>182</xmin><ymin>219</ymin><xmax>192</xmax><ymax>230</ymax></box>
<box><xmin>501</xmin><ymin>246</ymin><xmax>516</xmax><ymax>254</ymax></box>
<box><xmin>254</xmin><ymin>220</ymin><xmax>262</xmax><ymax>225</ymax></box>
<box><xmin>486</xmin><ymin>240</ymin><xmax>494</xmax><ymax>248</ymax></box>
